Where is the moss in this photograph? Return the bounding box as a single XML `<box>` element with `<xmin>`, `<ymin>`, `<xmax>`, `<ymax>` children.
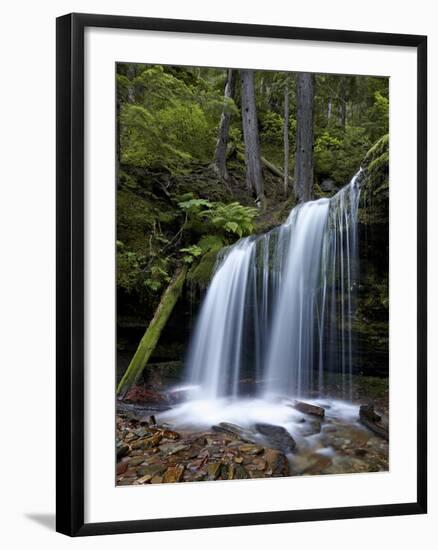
<box><xmin>117</xmin><ymin>264</ymin><xmax>188</xmax><ymax>396</ymax></box>
<box><xmin>188</xmin><ymin>243</ymin><xmax>224</xmax><ymax>285</ymax></box>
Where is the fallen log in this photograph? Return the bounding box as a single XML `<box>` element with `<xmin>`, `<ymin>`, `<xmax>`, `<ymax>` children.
<box><xmin>261</xmin><ymin>156</ymin><xmax>294</xmax><ymax>186</ymax></box>
<box><xmin>116</xmin><ymin>264</ymin><xmax>188</xmax><ymax>397</ymax></box>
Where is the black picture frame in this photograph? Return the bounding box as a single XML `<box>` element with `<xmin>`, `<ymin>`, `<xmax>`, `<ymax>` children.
<box><xmin>56</xmin><ymin>12</ymin><xmax>427</xmax><ymax>537</ymax></box>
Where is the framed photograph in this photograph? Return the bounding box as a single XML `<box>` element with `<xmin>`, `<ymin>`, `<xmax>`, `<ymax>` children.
<box><xmin>56</xmin><ymin>13</ymin><xmax>427</xmax><ymax>536</ymax></box>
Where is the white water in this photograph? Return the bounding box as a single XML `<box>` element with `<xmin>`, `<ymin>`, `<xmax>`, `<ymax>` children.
<box><xmin>184</xmin><ymin>173</ymin><xmax>362</xmax><ymax>406</ymax></box>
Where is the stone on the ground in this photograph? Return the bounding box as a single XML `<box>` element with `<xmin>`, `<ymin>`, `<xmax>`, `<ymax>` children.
<box><xmin>292</xmin><ymin>401</ymin><xmax>325</xmax><ymax>417</ymax></box>
<box><xmin>254</xmin><ymin>423</ymin><xmax>296</xmax><ymax>453</ymax></box>
<box><xmin>207</xmin><ymin>462</ymin><xmax>221</xmax><ymax>480</ymax></box>
<box><xmin>359</xmin><ymin>404</ymin><xmax>389</xmax><ymax>441</ymax></box>
<box><xmin>212</xmin><ymin>422</ymin><xmax>257</xmax><ymax>443</ymax></box>
<box><xmin>163</xmin><ymin>464</ymin><xmax>185</xmax><ymax>483</ymax></box>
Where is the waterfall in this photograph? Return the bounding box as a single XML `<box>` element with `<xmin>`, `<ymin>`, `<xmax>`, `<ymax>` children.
<box><xmin>185</xmin><ymin>172</ymin><xmax>362</xmax><ymax>402</ymax></box>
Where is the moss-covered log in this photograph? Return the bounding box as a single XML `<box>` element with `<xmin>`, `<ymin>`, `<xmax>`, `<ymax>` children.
<box><xmin>117</xmin><ymin>264</ymin><xmax>188</xmax><ymax>397</ymax></box>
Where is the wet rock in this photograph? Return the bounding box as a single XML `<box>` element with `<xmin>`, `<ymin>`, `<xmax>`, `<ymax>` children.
<box><xmin>116</xmin><ymin>444</ymin><xmax>129</xmax><ymax>459</ymax></box>
<box><xmin>133</xmin><ymin>426</ymin><xmax>154</xmax><ymax>438</ymax></box>
<box><xmin>252</xmin><ymin>457</ymin><xmax>266</xmax><ymax>471</ymax></box>
<box><xmin>238</xmin><ymin>444</ymin><xmax>264</xmax><ymax>455</ymax></box>
<box><xmin>123</xmin><ymin>468</ymin><xmax>138</xmax><ymax>478</ymax></box>
<box><xmin>264</xmin><ymin>448</ymin><xmax>289</xmax><ymax>476</ymax></box>
<box><xmin>137</xmin><ymin>464</ymin><xmax>166</xmax><ymax>478</ymax></box>
<box><xmin>150</xmin><ymin>476</ymin><xmax>163</xmax><ymax>484</ymax></box>
<box><xmin>131</xmin><ymin>433</ymin><xmax>162</xmax><ymax>450</ymax></box>
<box><xmin>124</xmin><ymin>386</ymin><xmax>169</xmax><ymax>405</ymax></box>
<box><xmin>160</xmin><ymin>429</ymin><xmax>180</xmax><ymax>440</ymax></box>
<box><xmin>292</xmin><ymin>401</ymin><xmax>325</xmax><ymax>418</ymax></box>
<box><xmin>134</xmin><ymin>474</ymin><xmax>152</xmax><ymax>484</ymax></box>
<box><xmin>207</xmin><ymin>462</ymin><xmax>221</xmax><ymax>480</ymax></box>
<box><xmin>359</xmin><ymin>404</ymin><xmax>389</xmax><ymax>441</ymax></box>
<box><xmin>128</xmin><ymin>457</ymin><xmax>146</xmax><ymax>467</ymax></box>
<box><xmin>234</xmin><ymin>464</ymin><xmax>249</xmax><ymax>479</ymax></box>
<box><xmin>212</xmin><ymin>422</ymin><xmax>257</xmax><ymax>444</ymax></box>
<box><xmin>159</xmin><ymin>442</ymin><xmax>190</xmax><ymax>456</ymax></box>
<box><xmin>254</xmin><ymin>423</ymin><xmax>296</xmax><ymax>453</ymax></box>
<box><xmin>299</xmin><ymin>419</ymin><xmax>322</xmax><ymax>437</ymax></box>
<box><xmin>116</xmin><ymin>462</ymin><xmax>128</xmax><ymax>475</ymax></box>
<box><xmin>163</xmin><ymin>465</ymin><xmax>185</xmax><ymax>483</ymax></box>
<box><xmin>221</xmin><ymin>463</ymin><xmax>235</xmax><ymax>480</ymax></box>
<box><xmin>302</xmin><ymin>455</ymin><xmax>332</xmax><ymax>475</ymax></box>
<box><xmin>118</xmin><ymin>479</ymin><xmax>134</xmax><ymax>486</ymax></box>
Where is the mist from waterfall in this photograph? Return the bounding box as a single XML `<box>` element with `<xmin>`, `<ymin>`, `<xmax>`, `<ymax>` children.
<box><xmin>184</xmin><ymin>172</ymin><xmax>362</xmax><ymax>403</ymax></box>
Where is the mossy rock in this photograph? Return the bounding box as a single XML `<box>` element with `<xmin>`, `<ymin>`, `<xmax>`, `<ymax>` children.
<box><xmin>188</xmin><ymin>248</ymin><xmax>222</xmax><ymax>285</ymax></box>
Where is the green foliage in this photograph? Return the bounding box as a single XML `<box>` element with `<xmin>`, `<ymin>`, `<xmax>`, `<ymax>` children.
<box><xmin>115</xmin><ymin>63</ymin><xmax>390</xmax><ymax>330</ymax></box>
<box><xmin>178</xmin><ymin>195</ymin><xmax>258</xmax><ymax>238</ymax></box>
<box><xmin>118</xmin><ymin>65</ymin><xmax>227</xmax><ymax>175</ymax></box>
<box><xmin>315</xmin><ymin>126</ymin><xmax>370</xmax><ymax>185</ymax></box>
<box><xmin>180</xmin><ymin>244</ymin><xmax>203</xmax><ymax>264</ymax></box>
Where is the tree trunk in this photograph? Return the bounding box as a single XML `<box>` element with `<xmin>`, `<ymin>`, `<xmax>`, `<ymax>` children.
<box><xmin>340</xmin><ymin>100</ymin><xmax>347</xmax><ymax>128</ymax></box>
<box><xmin>116</xmin><ymin>264</ymin><xmax>188</xmax><ymax>397</ymax></box>
<box><xmin>241</xmin><ymin>70</ymin><xmax>266</xmax><ymax>209</ymax></box>
<box><xmin>213</xmin><ymin>69</ymin><xmax>236</xmax><ymax>181</ymax></box>
<box><xmin>294</xmin><ymin>72</ymin><xmax>315</xmax><ymax>203</ymax></box>
<box><xmin>283</xmin><ymin>81</ymin><xmax>290</xmax><ymax>196</ymax></box>
<box><xmin>126</xmin><ymin>64</ymin><xmax>136</xmax><ymax>103</ymax></box>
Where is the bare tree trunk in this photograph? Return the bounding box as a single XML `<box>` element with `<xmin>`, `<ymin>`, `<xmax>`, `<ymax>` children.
<box><xmin>294</xmin><ymin>72</ymin><xmax>314</xmax><ymax>203</ymax></box>
<box><xmin>327</xmin><ymin>97</ymin><xmax>332</xmax><ymax>124</ymax></box>
<box><xmin>241</xmin><ymin>70</ymin><xmax>266</xmax><ymax>209</ymax></box>
<box><xmin>339</xmin><ymin>100</ymin><xmax>347</xmax><ymax>128</ymax></box>
<box><xmin>127</xmin><ymin>64</ymin><xmax>136</xmax><ymax>103</ymax></box>
<box><xmin>283</xmin><ymin>81</ymin><xmax>290</xmax><ymax>196</ymax></box>
<box><xmin>213</xmin><ymin>69</ymin><xmax>236</xmax><ymax>181</ymax></box>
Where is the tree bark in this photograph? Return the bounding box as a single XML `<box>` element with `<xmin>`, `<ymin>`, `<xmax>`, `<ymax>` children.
<box><xmin>294</xmin><ymin>73</ymin><xmax>315</xmax><ymax>203</ymax></box>
<box><xmin>240</xmin><ymin>70</ymin><xmax>266</xmax><ymax>209</ymax></box>
<box><xmin>116</xmin><ymin>264</ymin><xmax>188</xmax><ymax>397</ymax></box>
<box><xmin>213</xmin><ymin>69</ymin><xmax>236</xmax><ymax>181</ymax></box>
<box><xmin>283</xmin><ymin>81</ymin><xmax>290</xmax><ymax>196</ymax></box>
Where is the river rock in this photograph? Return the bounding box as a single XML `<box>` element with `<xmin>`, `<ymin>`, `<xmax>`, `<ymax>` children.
<box><xmin>135</xmin><ymin>474</ymin><xmax>152</xmax><ymax>484</ymax></box>
<box><xmin>238</xmin><ymin>444</ymin><xmax>264</xmax><ymax>455</ymax></box>
<box><xmin>254</xmin><ymin>423</ymin><xmax>296</xmax><ymax>453</ymax></box>
<box><xmin>131</xmin><ymin>432</ymin><xmax>162</xmax><ymax>450</ymax></box>
<box><xmin>359</xmin><ymin>404</ymin><xmax>389</xmax><ymax>441</ymax></box>
<box><xmin>234</xmin><ymin>464</ymin><xmax>249</xmax><ymax>479</ymax></box>
<box><xmin>137</xmin><ymin>464</ymin><xmax>166</xmax><ymax>478</ymax></box>
<box><xmin>159</xmin><ymin>442</ymin><xmax>190</xmax><ymax>455</ymax></box>
<box><xmin>212</xmin><ymin>422</ymin><xmax>257</xmax><ymax>443</ymax></box>
<box><xmin>150</xmin><ymin>476</ymin><xmax>163</xmax><ymax>484</ymax></box>
<box><xmin>160</xmin><ymin>429</ymin><xmax>180</xmax><ymax>440</ymax></box>
<box><xmin>264</xmin><ymin>448</ymin><xmax>289</xmax><ymax>476</ymax></box>
<box><xmin>207</xmin><ymin>462</ymin><xmax>221</xmax><ymax>480</ymax></box>
<box><xmin>299</xmin><ymin>419</ymin><xmax>322</xmax><ymax>437</ymax></box>
<box><xmin>163</xmin><ymin>464</ymin><xmax>185</xmax><ymax>483</ymax></box>
<box><xmin>292</xmin><ymin>401</ymin><xmax>325</xmax><ymax>417</ymax></box>
<box><xmin>221</xmin><ymin>463</ymin><xmax>235</xmax><ymax>480</ymax></box>
<box><xmin>116</xmin><ymin>462</ymin><xmax>128</xmax><ymax>475</ymax></box>
<box><xmin>116</xmin><ymin>443</ymin><xmax>129</xmax><ymax>459</ymax></box>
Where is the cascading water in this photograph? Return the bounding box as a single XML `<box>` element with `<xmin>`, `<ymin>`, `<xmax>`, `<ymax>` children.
<box><xmin>184</xmin><ymin>172</ymin><xmax>362</xmax><ymax>404</ymax></box>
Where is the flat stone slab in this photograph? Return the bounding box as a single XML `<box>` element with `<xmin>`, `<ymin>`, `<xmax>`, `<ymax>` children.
<box><xmin>254</xmin><ymin>423</ymin><xmax>296</xmax><ymax>453</ymax></box>
<box><xmin>292</xmin><ymin>401</ymin><xmax>325</xmax><ymax>418</ymax></box>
